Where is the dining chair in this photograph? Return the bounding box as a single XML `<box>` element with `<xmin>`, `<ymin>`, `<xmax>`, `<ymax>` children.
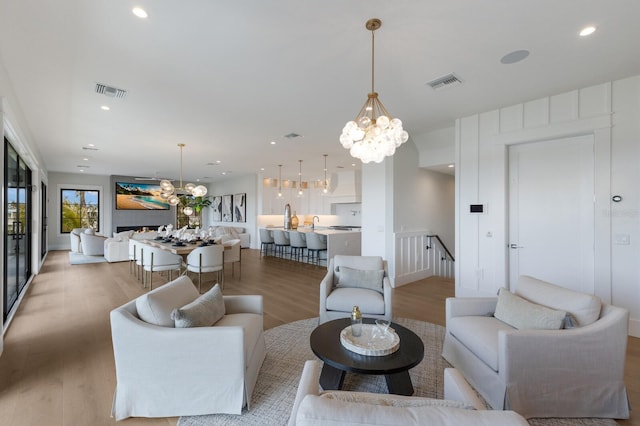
<box><xmin>185</xmin><ymin>245</ymin><xmax>224</xmax><ymax>293</ymax></box>
<box><xmin>288</xmin><ymin>231</ymin><xmax>307</xmax><ymax>261</ymax></box>
<box><xmin>142</xmin><ymin>246</ymin><xmax>182</xmax><ymax>291</ymax></box>
<box><xmin>305</xmin><ymin>232</ymin><xmax>327</xmax><ymax>265</ymax></box>
<box><xmin>223</xmin><ymin>239</ymin><xmax>242</xmax><ymax>279</ymax></box>
<box><xmin>135</xmin><ymin>242</ymin><xmax>145</xmax><ymax>283</ymax></box>
<box><xmin>259</xmin><ymin>228</ymin><xmax>275</xmax><ymax>256</ymax></box>
<box><xmin>128</xmin><ymin>239</ymin><xmax>137</xmax><ymax>275</ymax></box>
<box><xmin>272</xmin><ymin>230</ymin><xmax>291</xmax><ymax>259</ymax></box>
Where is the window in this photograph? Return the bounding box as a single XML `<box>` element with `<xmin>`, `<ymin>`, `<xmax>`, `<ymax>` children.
<box><xmin>60</xmin><ymin>189</ymin><xmax>100</xmax><ymax>233</ymax></box>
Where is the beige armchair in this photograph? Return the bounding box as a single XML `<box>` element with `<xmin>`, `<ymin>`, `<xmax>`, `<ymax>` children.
<box><xmin>69</xmin><ymin>227</ymin><xmax>90</xmax><ymax>253</ymax></box>
<box><xmin>442</xmin><ymin>275</ymin><xmax>630</xmax><ymax>419</ymax></box>
<box><xmin>110</xmin><ymin>275</ymin><xmax>266</xmax><ymax>420</ymax></box>
<box><xmin>319</xmin><ymin>255</ymin><xmax>392</xmax><ymax>324</ymax></box>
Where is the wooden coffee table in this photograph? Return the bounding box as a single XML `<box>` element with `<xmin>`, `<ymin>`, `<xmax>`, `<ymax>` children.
<box><xmin>310</xmin><ymin>318</ymin><xmax>424</xmax><ymax>395</ymax></box>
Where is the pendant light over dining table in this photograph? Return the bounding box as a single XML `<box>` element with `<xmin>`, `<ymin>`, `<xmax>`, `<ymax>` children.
<box><xmin>339</xmin><ymin>18</ymin><xmax>409</xmax><ymax>163</ymax></box>
<box><xmin>159</xmin><ymin>143</ymin><xmax>208</xmax><ymax>214</ymax></box>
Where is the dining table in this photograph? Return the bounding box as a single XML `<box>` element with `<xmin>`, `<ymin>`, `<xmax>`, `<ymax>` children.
<box><xmin>138</xmin><ymin>238</ymin><xmax>229</xmax><ymax>256</ymax></box>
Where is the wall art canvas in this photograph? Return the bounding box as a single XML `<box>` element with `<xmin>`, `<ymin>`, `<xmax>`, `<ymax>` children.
<box><xmin>234</xmin><ymin>193</ymin><xmax>246</xmax><ymax>223</ymax></box>
<box><xmin>222</xmin><ymin>194</ymin><xmax>233</xmax><ymax>222</ymax></box>
<box><xmin>115</xmin><ymin>182</ymin><xmax>170</xmax><ymax>210</ymax></box>
<box><xmin>212</xmin><ymin>195</ymin><xmax>222</xmax><ymax>221</ymax></box>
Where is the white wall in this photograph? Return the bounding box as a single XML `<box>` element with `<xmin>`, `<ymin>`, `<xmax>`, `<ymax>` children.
<box><xmin>208</xmin><ymin>174</ymin><xmax>258</xmax><ymax>248</ymax></box>
<box><xmin>455</xmin><ymin>76</ymin><xmax>640</xmax><ymax>337</ymax></box>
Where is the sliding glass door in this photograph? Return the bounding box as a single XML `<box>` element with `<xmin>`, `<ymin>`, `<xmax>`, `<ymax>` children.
<box><xmin>4</xmin><ymin>139</ymin><xmax>32</xmax><ymax>320</ymax></box>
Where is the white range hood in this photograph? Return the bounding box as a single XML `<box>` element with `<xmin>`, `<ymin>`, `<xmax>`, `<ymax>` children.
<box><xmin>328</xmin><ymin>170</ymin><xmax>361</xmax><ymax>204</ymax></box>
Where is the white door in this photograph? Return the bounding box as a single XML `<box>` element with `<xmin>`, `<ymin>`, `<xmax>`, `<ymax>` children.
<box><xmin>508</xmin><ymin>135</ymin><xmax>595</xmax><ymax>294</ymax></box>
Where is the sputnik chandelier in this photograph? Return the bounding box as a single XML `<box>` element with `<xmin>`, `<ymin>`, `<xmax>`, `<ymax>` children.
<box><xmin>339</xmin><ymin>18</ymin><xmax>409</xmax><ymax>163</ymax></box>
<box><xmin>160</xmin><ymin>143</ymin><xmax>207</xmax><ymax>214</ymax></box>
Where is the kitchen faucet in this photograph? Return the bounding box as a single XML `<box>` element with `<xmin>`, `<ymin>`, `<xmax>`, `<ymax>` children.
<box><xmin>312</xmin><ymin>216</ymin><xmax>320</xmax><ymax>231</ymax></box>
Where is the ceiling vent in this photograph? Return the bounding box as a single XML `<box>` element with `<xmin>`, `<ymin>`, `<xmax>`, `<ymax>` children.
<box><xmin>426</xmin><ymin>73</ymin><xmax>463</xmax><ymax>91</ymax></box>
<box><xmin>95</xmin><ymin>82</ymin><xmax>128</xmax><ymax>98</ymax></box>
<box><xmin>284</xmin><ymin>132</ymin><xmax>302</xmax><ymax>139</ymax></box>
<box><xmin>82</xmin><ymin>145</ymin><xmax>99</xmax><ymax>151</ymax></box>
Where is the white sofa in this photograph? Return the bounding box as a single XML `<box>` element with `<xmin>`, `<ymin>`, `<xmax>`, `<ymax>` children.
<box><xmin>110</xmin><ymin>275</ymin><xmax>266</xmax><ymax>420</ymax></box>
<box><xmin>288</xmin><ymin>360</ymin><xmax>528</xmax><ymax>426</ymax></box>
<box><xmin>104</xmin><ymin>230</ymin><xmax>158</xmax><ymax>263</ymax></box>
<box><xmin>211</xmin><ymin>226</ymin><xmax>250</xmax><ymax>248</ymax></box>
<box><xmin>442</xmin><ymin>275</ymin><xmax>630</xmax><ymax>419</ymax></box>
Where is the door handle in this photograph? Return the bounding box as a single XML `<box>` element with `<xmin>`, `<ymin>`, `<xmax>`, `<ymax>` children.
<box><xmin>509</xmin><ymin>244</ymin><xmax>523</xmax><ymax>249</ymax></box>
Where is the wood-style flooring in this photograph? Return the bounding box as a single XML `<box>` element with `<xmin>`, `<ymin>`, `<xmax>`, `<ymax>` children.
<box><xmin>0</xmin><ymin>249</ymin><xmax>637</xmax><ymax>425</ymax></box>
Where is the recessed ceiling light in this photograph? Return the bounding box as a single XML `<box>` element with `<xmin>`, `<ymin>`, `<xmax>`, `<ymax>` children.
<box><xmin>101</xmin><ymin>105</ymin><xmax>110</xmax><ymax>111</ymax></box>
<box><xmin>83</xmin><ymin>158</ymin><xmax>89</xmax><ymax>161</ymax></box>
<box><xmin>132</xmin><ymin>7</ymin><xmax>148</xmax><ymax>18</ymax></box>
<box><xmin>500</xmin><ymin>50</ymin><xmax>530</xmax><ymax>64</ymax></box>
<box><xmin>270</xmin><ymin>141</ymin><xmax>276</xmax><ymax>145</ymax></box>
<box><xmin>351</xmin><ymin>163</ymin><xmax>356</xmax><ymax>167</ymax></box>
<box><xmin>260</xmin><ymin>168</ymin><xmax>265</xmax><ymax>171</ymax></box>
<box><xmin>222</xmin><ymin>171</ymin><xmax>232</xmax><ymax>175</ymax></box>
<box><xmin>448</xmin><ymin>164</ymin><xmax>454</xmax><ymax>168</ymax></box>
<box><xmin>88</xmin><ymin>143</ymin><xmax>95</xmax><ymax>147</ymax></box>
<box><xmin>579</xmin><ymin>26</ymin><xmax>597</xmax><ymax>37</ymax></box>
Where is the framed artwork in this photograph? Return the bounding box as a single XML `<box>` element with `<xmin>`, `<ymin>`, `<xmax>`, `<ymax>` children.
<box><xmin>115</xmin><ymin>182</ymin><xmax>170</xmax><ymax>210</ymax></box>
<box><xmin>234</xmin><ymin>193</ymin><xmax>246</xmax><ymax>222</ymax></box>
<box><xmin>212</xmin><ymin>195</ymin><xmax>222</xmax><ymax>221</ymax></box>
<box><xmin>222</xmin><ymin>194</ymin><xmax>233</xmax><ymax>222</ymax></box>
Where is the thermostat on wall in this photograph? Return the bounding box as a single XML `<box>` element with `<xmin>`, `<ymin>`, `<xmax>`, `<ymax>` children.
<box><xmin>469</xmin><ymin>204</ymin><xmax>486</xmax><ymax>214</ymax></box>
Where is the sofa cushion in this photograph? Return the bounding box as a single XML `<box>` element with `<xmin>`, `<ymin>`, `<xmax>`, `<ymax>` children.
<box><xmin>216</xmin><ymin>312</ymin><xmax>263</xmax><ymax>368</ymax></box>
<box><xmin>135</xmin><ymin>276</ymin><xmax>199</xmax><ymax>327</ymax></box>
<box><xmin>495</xmin><ymin>288</ymin><xmax>566</xmax><ymax>330</ymax></box>
<box><xmin>319</xmin><ymin>391</ymin><xmax>469</xmax><ymax>409</ymax></box>
<box><xmin>515</xmin><ymin>275</ymin><xmax>602</xmax><ymax>326</ymax></box>
<box><xmin>113</xmin><ymin>230</ymin><xmax>134</xmax><ymax>242</ymax></box>
<box><xmin>335</xmin><ymin>266</ymin><xmax>384</xmax><ymax>294</ymax></box>
<box><xmin>296</xmin><ymin>394</ymin><xmax>527</xmax><ymax>426</ymax></box>
<box><xmin>448</xmin><ymin>316</ymin><xmax>514</xmax><ymax>371</ymax></box>
<box><xmin>326</xmin><ymin>287</ymin><xmax>385</xmax><ymax>315</ymax></box>
<box><xmin>171</xmin><ymin>284</ymin><xmax>225</xmax><ymax>328</ymax></box>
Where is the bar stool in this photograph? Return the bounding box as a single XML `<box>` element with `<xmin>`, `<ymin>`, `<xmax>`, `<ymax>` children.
<box><xmin>305</xmin><ymin>232</ymin><xmax>327</xmax><ymax>265</ymax></box>
<box><xmin>289</xmin><ymin>231</ymin><xmax>307</xmax><ymax>261</ymax></box>
<box><xmin>259</xmin><ymin>228</ymin><xmax>275</xmax><ymax>256</ymax></box>
<box><xmin>272</xmin><ymin>230</ymin><xmax>291</xmax><ymax>259</ymax></box>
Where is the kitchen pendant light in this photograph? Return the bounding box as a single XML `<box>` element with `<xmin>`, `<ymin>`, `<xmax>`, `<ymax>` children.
<box><xmin>323</xmin><ymin>154</ymin><xmax>329</xmax><ymax>194</ymax></box>
<box><xmin>277</xmin><ymin>164</ymin><xmax>283</xmax><ymax>198</ymax></box>
<box><xmin>297</xmin><ymin>160</ymin><xmax>304</xmax><ymax>197</ymax></box>
<box><xmin>339</xmin><ymin>18</ymin><xmax>409</xmax><ymax>163</ymax></box>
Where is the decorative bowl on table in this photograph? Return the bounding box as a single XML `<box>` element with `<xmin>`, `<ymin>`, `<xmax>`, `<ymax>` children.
<box><xmin>172</xmin><ymin>242</ymin><xmax>185</xmax><ymax>247</ymax></box>
<box><xmin>340</xmin><ymin>324</ymin><xmax>400</xmax><ymax>356</ymax></box>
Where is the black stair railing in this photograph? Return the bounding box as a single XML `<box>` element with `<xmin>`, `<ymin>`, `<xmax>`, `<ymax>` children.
<box><xmin>426</xmin><ymin>235</ymin><xmax>455</xmax><ymax>262</ymax></box>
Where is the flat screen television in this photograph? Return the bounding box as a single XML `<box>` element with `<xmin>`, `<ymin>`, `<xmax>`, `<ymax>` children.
<box><xmin>115</xmin><ymin>182</ymin><xmax>170</xmax><ymax>210</ymax></box>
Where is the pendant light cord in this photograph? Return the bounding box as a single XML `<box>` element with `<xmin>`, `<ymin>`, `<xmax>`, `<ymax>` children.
<box><xmin>371</xmin><ymin>28</ymin><xmax>375</xmax><ymax>94</ymax></box>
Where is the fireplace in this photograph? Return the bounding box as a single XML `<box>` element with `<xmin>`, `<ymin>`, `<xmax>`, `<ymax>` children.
<box><xmin>117</xmin><ymin>225</ymin><xmax>162</xmax><ymax>233</ymax></box>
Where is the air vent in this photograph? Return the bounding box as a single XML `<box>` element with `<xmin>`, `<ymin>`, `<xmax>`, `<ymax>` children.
<box><xmin>82</xmin><ymin>146</ymin><xmax>99</xmax><ymax>151</ymax></box>
<box><xmin>95</xmin><ymin>82</ymin><xmax>128</xmax><ymax>98</ymax></box>
<box><xmin>426</xmin><ymin>73</ymin><xmax>463</xmax><ymax>91</ymax></box>
<box><xmin>77</xmin><ymin>165</ymin><xmax>90</xmax><ymax>168</ymax></box>
<box><xmin>284</xmin><ymin>132</ymin><xmax>302</xmax><ymax>139</ymax></box>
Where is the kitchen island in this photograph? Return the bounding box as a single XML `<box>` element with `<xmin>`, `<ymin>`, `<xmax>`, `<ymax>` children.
<box><xmin>261</xmin><ymin>227</ymin><xmax>361</xmax><ymax>265</ymax></box>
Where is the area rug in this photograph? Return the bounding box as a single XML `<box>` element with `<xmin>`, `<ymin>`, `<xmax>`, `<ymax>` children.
<box><xmin>68</xmin><ymin>252</ymin><xmax>107</xmax><ymax>265</ymax></box>
<box><xmin>178</xmin><ymin>318</ymin><xmax>617</xmax><ymax>426</ymax></box>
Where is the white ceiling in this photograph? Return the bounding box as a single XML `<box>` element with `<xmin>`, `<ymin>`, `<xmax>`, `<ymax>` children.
<box><xmin>1</xmin><ymin>0</ymin><xmax>639</xmax><ymax>183</ymax></box>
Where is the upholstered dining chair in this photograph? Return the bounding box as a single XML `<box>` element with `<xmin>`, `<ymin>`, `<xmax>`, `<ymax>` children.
<box><xmin>259</xmin><ymin>228</ymin><xmax>275</xmax><ymax>256</ymax></box>
<box><xmin>186</xmin><ymin>245</ymin><xmax>224</xmax><ymax>293</ymax></box>
<box><xmin>141</xmin><ymin>246</ymin><xmax>182</xmax><ymax>290</ymax></box>
<box><xmin>305</xmin><ymin>232</ymin><xmax>327</xmax><ymax>265</ymax></box>
<box><xmin>319</xmin><ymin>255</ymin><xmax>393</xmax><ymax>324</ymax></box>
<box><xmin>288</xmin><ymin>231</ymin><xmax>307</xmax><ymax>261</ymax></box>
<box><xmin>272</xmin><ymin>230</ymin><xmax>291</xmax><ymax>258</ymax></box>
<box><xmin>223</xmin><ymin>239</ymin><xmax>242</xmax><ymax>280</ymax></box>
<box><xmin>128</xmin><ymin>239</ymin><xmax>137</xmax><ymax>275</ymax></box>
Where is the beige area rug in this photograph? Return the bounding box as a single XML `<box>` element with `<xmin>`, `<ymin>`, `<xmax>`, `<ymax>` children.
<box><xmin>178</xmin><ymin>318</ymin><xmax>617</xmax><ymax>426</ymax></box>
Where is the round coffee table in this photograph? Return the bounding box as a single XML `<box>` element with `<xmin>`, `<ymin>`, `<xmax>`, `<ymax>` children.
<box><xmin>310</xmin><ymin>318</ymin><xmax>424</xmax><ymax>395</ymax></box>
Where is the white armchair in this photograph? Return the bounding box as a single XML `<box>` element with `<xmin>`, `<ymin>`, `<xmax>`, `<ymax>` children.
<box><xmin>110</xmin><ymin>275</ymin><xmax>267</xmax><ymax>420</ymax></box>
<box><xmin>79</xmin><ymin>231</ymin><xmax>107</xmax><ymax>256</ymax></box>
<box><xmin>442</xmin><ymin>275</ymin><xmax>630</xmax><ymax>419</ymax></box>
<box><xmin>69</xmin><ymin>228</ymin><xmax>90</xmax><ymax>253</ymax></box>
<box><xmin>319</xmin><ymin>255</ymin><xmax>392</xmax><ymax>324</ymax></box>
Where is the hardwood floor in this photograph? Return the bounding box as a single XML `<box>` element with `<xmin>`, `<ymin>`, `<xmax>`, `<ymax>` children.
<box><xmin>0</xmin><ymin>249</ymin><xmax>637</xmax><ymax>425</ymax></box>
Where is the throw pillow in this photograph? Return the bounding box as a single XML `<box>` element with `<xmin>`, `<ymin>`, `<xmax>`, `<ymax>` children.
<box><xmin>135</xmin><ymin>276</ymin><xmax>200</xmax><ymax>327</ymax></box>
<box><xmin>84</xmin><ymin>228</ymin><xmax>95</xmax><ymax>235</ymax></box>
<box><xmin>335</xmin><ymin>266</ymin><xmax>384</xmax><ymax>294</ymax></box>
<box><xmin>171</xmin><ymin>283</ymin><xmax>225</xmax><ymax>328</ymax></box>
<box><xmin>494</xmin><ymin>288</ymin><xmax>566</xmax><ymax>330</ymax></box>
<box><xmin>113</xmin><ymin>230</ymin><xmax>133</xmax><ymax>242</ymax></box>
